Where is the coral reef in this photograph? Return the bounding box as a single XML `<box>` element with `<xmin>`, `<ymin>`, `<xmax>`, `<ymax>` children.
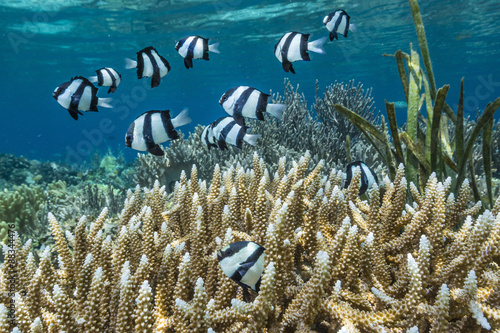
<box><xmin>86</xmin><ymin>151</ymin><xmax>135</xmax><ymax>190</ymax></box>
<box><xmin>0</xmin><ymin>150</ymin><xmax>134</xmax><ymax>247</ymax></box>
<box><xmin>0</xmin><ymin>154</ymin><xmax>81</xmax><ymax>189</ymax></box>
<box><xmin>134</xmin><ymin>78</ymin><xmax>382</xmax><ymax>190</ymax></box>
<box><xmin>2</xmin><ymin>152</ymin><xmax>500</xmax><ymax>332</ymax></box>
<box><xmin>0</xmin><ymin>179</ymin><xmax>127</xmax><ymax>247</ymax></box>
<box><xmin>0</xmin><ymin>184</ymin><xmax>48</xmax><ymax>246</ymax></box>
<box><xmin>314</xmin><ymin>79</ymin><xmax>379</xmax><ymax>146</ymax></box>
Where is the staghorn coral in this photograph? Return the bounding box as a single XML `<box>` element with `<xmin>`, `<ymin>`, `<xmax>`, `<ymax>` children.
<box><xmin>0</xmin><ymin>179</ymin><xmax>127</xmax><ymax>248</ymax></box>
<box><xmin>134</xmin><ymin>78</ymin><xmax>383</xmax><ymax>189</ymax></box>
<box><xmin>1</xmin><ymin>152</ymin><xmax>500</xmax><ymax>332</ymax></box>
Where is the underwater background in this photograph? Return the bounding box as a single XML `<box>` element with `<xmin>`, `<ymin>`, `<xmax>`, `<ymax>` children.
<box><xmin>4</xmin><ymin>1</ymin><xmax>500</xmax><ymax>331</ymax></box>
<box><xmin>1</xmin><ymin>0</ymin><xmax>500</xmax><ymax>166</ymax></box>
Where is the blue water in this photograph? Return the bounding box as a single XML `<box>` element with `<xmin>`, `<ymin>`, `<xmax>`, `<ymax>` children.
<box><xmin>1</xmin><ymin>0</ymin><xmax>500</xmax><ymax>166</ymax></box>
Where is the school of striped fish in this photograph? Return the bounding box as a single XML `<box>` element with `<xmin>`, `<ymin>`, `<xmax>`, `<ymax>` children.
<box><xmin>52</xmin><ymin>9</ymin><xmax>356</xmax><ymax>148</ymax></box>
<box><xmin>51</xmin><ymin>9</ymin><xmax>380</xmax><ymax>291</ymax></box>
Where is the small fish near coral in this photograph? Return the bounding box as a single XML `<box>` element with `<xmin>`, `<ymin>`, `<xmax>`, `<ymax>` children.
<box><xmin>89</xmin><ymin>67</ymin><xmax>122</xmax><ymax>93</ymax></box>
<box><xmin>217</xmin><ymin>241</ymin><xmax>266</xmax><ymax>292</ymax></box>
<box><xmin>393</xmin><ymin>100</ymin><xmax>408</xmax><ymax>109</ymax></box>
<box><xmin>274</xmin><ymin>32</ymin><xmax>327</xmax><ymax>74</ymax></box>
<box><xmin>323</xmin><ymin>9</ymin><xmax>356</xmax><ymax>41</ymax></box>
<box><xmin>53</xmin><ymin>76</ymin><xmax>113</xmax><ymax>120</ymax></box>
<box><xmin>125</xmin><ymin>109</ymin><xmax>191</xmax><ymax>156</ymax></box>
<box><xmin>344</xmin><ymin>161</ymin><xmax>378</xmax><ymax>196</ymax></box>
<box><xmin>175</xmin><ymin>35</ymin><xmax>220</xmax><ymax>69</ymax></box>
<box><xmin>219</xmin><ymin>86</ymin><xmax>286</xmax><ymax>126</ymax></box>
<box><xmin>125</xmin><ymin>46</ymin><xmax>171</xmax><ymax>88</ymax></box>
<box><xmin>209</xmin><ymin>116</ymin><xmax>261</xmax><ymax>150</ymax></box>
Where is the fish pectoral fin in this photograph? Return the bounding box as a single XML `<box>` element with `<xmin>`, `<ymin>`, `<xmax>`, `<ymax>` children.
<box><xmin>151</xmin><ymin>70</ymin><xmax>161</xmax><ymax>88</ymax></box>
<box><xmin>147</xmin><ymin>144</ymin><xmax>164</xmax><ymax>156</ymax></box>
<box><xmin>233</xmin><ymin>114</ymin><xmax>246</xmax><ymax>126</ymax></box>
<box><xmin>67</xmin><ymin>109</ymin><xmax>82</xmax><ymax>120</ymax></box>
<box><xmin>184</xmin><ymin>57</ymin><xmax>193</xmax><ymax>69</ymax></box>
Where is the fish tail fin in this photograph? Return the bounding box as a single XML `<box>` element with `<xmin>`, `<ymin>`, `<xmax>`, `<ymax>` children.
<box><xmin>308</xmin><ymin>36</ymin><xmax>327</xmax><ymax>54</ymax></box>
<box><xmin>266</xmin><ymin>103</ymin><xmax>286</xmax><ymax>120</ymax></box>
<box><xmin>209</xmin><ymin>42</ymin><xmax>220</xmax><ymax>54</ymax></box>
<box><xmin>125</xmin><ymin>58</ymin><xmax>137</xmax><ymax>69</ymax></box>
<box><xmin>88</xmin><ymin>76</ymin><xmax>98</xmax><ymax>83</ymax></box>
<box><xmin>244</xmin><ymin>133</ymin><xmax>260</xmax><ymax>147</ymax></box>
<box><xmin>171</xmin><ymin>108</ymin><xmax>192</xmax><ymax>128</ymax></box>
<box><xmin>349</xmin><ymin>23</ymin><xmax>357</xmax><ymax>33</ymax></box>
<box><xmin>98</xmin><ymin>97</ymin><xmax>113</xmax><ymax>108</ymax></box>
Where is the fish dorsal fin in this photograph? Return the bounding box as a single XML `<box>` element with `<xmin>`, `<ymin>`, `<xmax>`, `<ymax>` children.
<box><xmin>135</xmin><ymin>110</ymin><xmax>170</xmax><ymax>120</ymax></box>
<box><xmin>70</xmin><ymin>75</ymin><xmax>86</xmax><ymax>82</ymax></box>
<box><xmin>139</xmin><ymin>46</ymin><xmax>155</xmax><ymax>55</ymax></box>
<box><xmin>71</xmin><ymin>76</ymin><xmax>94</xmax><ymax>86</ymax></box>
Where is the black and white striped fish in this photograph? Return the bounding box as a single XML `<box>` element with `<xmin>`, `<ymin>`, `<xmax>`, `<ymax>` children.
<box><xmin>344</xmin><ymin>161</ymin><xmax>378</xmax><ymax>196</ymax></box>
<box><xmin>52</xmin><ymin>76</ymin><xmax>112</xmax><ymax>120</ymax></box>
<box><xmin>201</xmin><ymin>124</ymin><xmax>218</xmax><ymax>150</ymax></box>
<box><xmin>274</xmin><ymin>32</ymin><xmax>326</xmax><ymax>74</ymax></box>
<box><xmin>323</xmin><ymin>10</ymin><xmax>357</xmax><ymax>41</ymax></box>
<box><xmin>175</xmin><ymin>36</ymin><xmax>220</xmax><ymax>69</ymax></box>
<box><xmin>89</xmin><ymin>67</ymin><xmax>121</xmax><ymax>93</ymax></box>
<box><xmin>211</xmin><ymin>117</ymin><xmax>260</xmax><ymax>150</ymax></box>
<box><xmin>219</xmin><ymin>86</ymin><xmax>286</xmax><ymax>126</ymax></box>
<box><xmin>217</xmin><ymin>241</ymin><xmax>265</xmax><ymax>292</ymax></box>
<box><xmin>125</xmin><ymin>109</ymin><xmax>191</xmax><ymax>156</ymax></box>
<box><xmin>125</xmin><ymin>46</ymin><xmax>171</xmax><ymax>88</ymax></box>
